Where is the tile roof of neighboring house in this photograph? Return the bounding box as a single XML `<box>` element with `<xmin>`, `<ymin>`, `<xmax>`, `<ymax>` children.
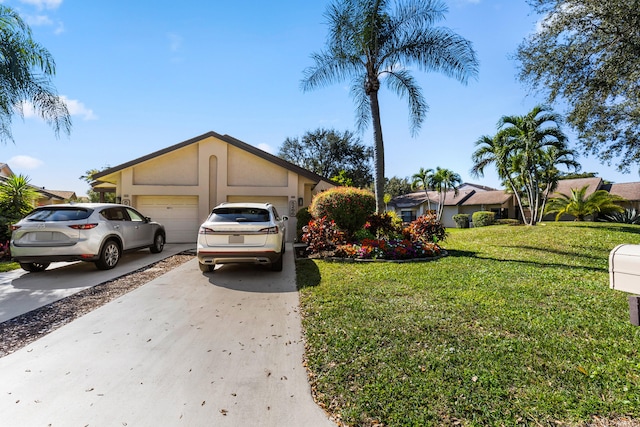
<box><xmin>43</xmin><ymin>190</ymin><xmax>77</xmax><ymax>200</ymax></box>
<box><xmin>391</xmin><ymin>189</ymin><xmax>476</xmax><ymax>207</ymax></box>
<box><xmin>550</xmin><ymin>177</ymin><xmax>603</xmax><ymax>198</ymax></box>
<box><xmin>93</xmin><ymin>131</ymin><xmax>336</xmax><ymax>185</ymax></box>
<box><xmin>462</xmin><ymin>190</ymin><xmax>513</xmax><ymax>206</ymax></box>
<box><xmin>602</xmin><ymin>182</ymin><xmax>640</xmax><ymax>201</ymax></box>
<box><xmin>458</xmin><ymin>183</ymin><xmax>498</xmax><ymax>192</ymax></box>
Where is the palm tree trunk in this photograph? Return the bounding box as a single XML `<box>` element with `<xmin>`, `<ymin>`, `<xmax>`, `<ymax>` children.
<box><xmin>369</xmin><ymin>89</ymin><xmax>385</xmax><ymax>213</ymax></box>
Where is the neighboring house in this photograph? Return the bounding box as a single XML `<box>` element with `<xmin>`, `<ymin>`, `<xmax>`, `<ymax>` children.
<box><xmin>390</xmin><ymin>183</ymin><xmax>516</xmax><ymax>228</ymax></box>
<box><xmin>601</xmin><ymin>182</ymin><xmax>640</xmax><ymax>211</ymax></box>
<box><xmin>0</xmin><ymin>162</ymin><xmax>77</xmax><ymax>206</ymax></box>
<box><xmin>91</xmin><ymin>131</ymin><xmax>336</xmax><ymax>243</ymax></box>
<box><xmin>390</xmin><ymin>177</ymin><xmax>640</xmax><ymax>227</ymax></box>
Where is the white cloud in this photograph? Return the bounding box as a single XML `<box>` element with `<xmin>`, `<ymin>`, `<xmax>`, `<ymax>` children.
<box><xmin>9</xmin><ymin>155</ymin><xmax>43</xmax><ymax>170</ymax></box>
<box><xmin>19</xmin><ymin>0</ymin><xmax>62</xmax><ymax>10</ymax></box>
<box><xmin>61</xmin><ymin>96</ymin><xmax>97</xmax><ymax>120</ymax></box>
<box><xmin>25</xmin><ymin>14</ymin><xmax>52</xmax><ymax>26</ymax></box>
<box><xmin>167</xmin><ymin>32</ymin><xmax>183</xmax><ymax>52</ymax></box>
<box><xmin>257</xmin><ymin>143</ymin><xmax>273</xmax><ymax>154</ymax></box>
<box><xmin>20</xmin><ymin>96</ymin><xmax>97</xmax><ymax>121</ymax></box>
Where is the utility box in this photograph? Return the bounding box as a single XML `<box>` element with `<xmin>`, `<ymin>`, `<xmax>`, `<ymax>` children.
<box><xmin>609</xmin><ymin>244</ymin><xmax>640</xmax><ymax>294</ymax></box>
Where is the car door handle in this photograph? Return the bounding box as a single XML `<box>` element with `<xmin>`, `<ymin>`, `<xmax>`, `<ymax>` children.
<box><xmin>114</xmin><ymin>225</ymin><xmax>120</xmax><ymax>229</ymax></box>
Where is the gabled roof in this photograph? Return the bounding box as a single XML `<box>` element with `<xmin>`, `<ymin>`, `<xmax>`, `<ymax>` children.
<box><xmin>604</xmin><ymin>182</ymin><xmax>640</xmax><ymax>202</ymax></box>
<box><xmin>43</xmin><ymin>190</ymin><xmax>77</xmax><ymax>200</ymax></box>
<box><xmin>462</xmin><ymin>190</ymin><xmax>513</xmax><ymax>206</ymax></box>
<box><xmin>93</xmin><ymin>131</ymin><xmax>335</xmax><ymax>185</ymax></box>
<box><xmin>391</xmin><ymin>189</ymin><xmax>476</xmax><ymax>208</ymax></box>
<box><xmin>551</xmin><ymin>177</ymin><xmax>603</xmax><ymax>198</ymax></box>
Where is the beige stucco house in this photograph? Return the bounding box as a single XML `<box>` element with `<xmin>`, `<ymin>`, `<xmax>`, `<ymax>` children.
<box><xmin>92</xmin><ymin>131</ymin><xmax>336</xmax><ymax>243</ymax></box>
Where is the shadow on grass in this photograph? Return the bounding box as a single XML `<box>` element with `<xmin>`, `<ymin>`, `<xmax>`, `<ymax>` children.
<box><xmin>443</xmin><ymin>249</ymin><xmax>478</xmax><ymax>258</ymax></box>
<box><xmin>447</xmin><ymin>247</ymin><xmax>605</xmax><ymax>273</ymax></box>
<box><xmin>295</xmin><ymin>258</ymin><xmax>321</xmax><ymax>289</ymax></box>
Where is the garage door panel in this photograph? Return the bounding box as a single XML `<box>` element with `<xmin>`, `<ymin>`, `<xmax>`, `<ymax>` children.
<box><xmin>138</xmin><ymin>196</ymin><xmax>199</xmax><ymax>243</ymax></box>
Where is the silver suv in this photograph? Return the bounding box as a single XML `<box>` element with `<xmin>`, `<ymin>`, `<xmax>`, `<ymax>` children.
<box><xmin>10</xmin><ymin>203</ymin><xmax>166</xmax><ymax>272</ymax></box>
<box><xmin>197</xmin><ymin>202</ymin><xmax>287</xmax><ymax>272</ymax></box>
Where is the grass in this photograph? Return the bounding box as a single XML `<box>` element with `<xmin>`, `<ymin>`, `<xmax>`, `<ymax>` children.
<box><xmin>297</xmin><ymin>222</ymin><xmax>640</xmax><ymax>426</ymax></box>
<box><xmin>0</xmin><ymin>260</ymin><xmax>19</xmax><ymax>272</ymax></box>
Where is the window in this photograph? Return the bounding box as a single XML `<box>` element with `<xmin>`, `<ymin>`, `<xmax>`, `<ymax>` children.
<box><xmin>400</xmin><ymin>210</ymin><xmax>416</xmax><ymax>223</ymax></box>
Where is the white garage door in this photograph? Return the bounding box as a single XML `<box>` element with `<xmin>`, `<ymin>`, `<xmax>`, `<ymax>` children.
<box><xmin>226</xmin><ymin>196</ymin><xmax>293</xmax><ymax>241</ymax></box>
<box><xmin>137</xmin><ymin>196</ymin><xmax>199</xmax><ymax>243</ymax></box>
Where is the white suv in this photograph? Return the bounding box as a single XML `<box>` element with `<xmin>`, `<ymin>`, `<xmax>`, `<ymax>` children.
<box><xmin>197</xmin><ymin>202</ymin><xmax>287</xmax><ymax>272</ymax></box>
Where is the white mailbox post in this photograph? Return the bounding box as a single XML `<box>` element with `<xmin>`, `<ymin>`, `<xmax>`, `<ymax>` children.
<box><xmin>609</xmin><ymin>244</ymin><xmax>640</xmax><ymax>326</ymax></box>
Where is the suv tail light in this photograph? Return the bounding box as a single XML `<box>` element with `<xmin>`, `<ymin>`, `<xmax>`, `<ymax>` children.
<box><xmin>69</xmin><ymin>223</ymin><xmax>98</xmax><ymax>230</ymax></box>
<box><xmin>260</xmin><ymin>226</ymin><xmax>279</xmax><ymax>234</ymax></box>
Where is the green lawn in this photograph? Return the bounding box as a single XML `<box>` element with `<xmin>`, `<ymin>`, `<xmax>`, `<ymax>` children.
<box><xmin>0</xmin><ymin>261</ymin><xmax>19</xmax><ymax>272</ymax></box>
<box><xmin>297</xmin><ymin>222</ymin><xmax>640</xmax><ymax>426</ymax></box>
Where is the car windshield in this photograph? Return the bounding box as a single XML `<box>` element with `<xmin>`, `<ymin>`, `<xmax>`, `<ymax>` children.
<box><xmin>25</xmin><ymin>207</ymin><xmax>92</xmax><ymax>222</ymax></box>
<box><xmin>209</xmin><ymin>207</ymin><xmax>270</xmax><ymax>223</ymax></box>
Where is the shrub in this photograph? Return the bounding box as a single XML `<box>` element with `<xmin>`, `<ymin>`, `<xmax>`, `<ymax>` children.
<box><xmin>452</xmin><ymin>214</ymin><xmax>470</xmax><ymax>229</ymax></box>
<box><xmin>472</xmin><ymin>211</ymin><xmax>495</xmax><ymax>227</ymax></box>
<box><xmin>309</xmin><ymin>187</ymin><xmax>376</xmax><ymax>238</ymax></box>
<box><xmin>601</xmin><ymin>208</ymin><xmax>640</xmax><ymax>225</ymax></box>
<box><xmin>301</xmin><ymin>216</ymin><xmax>345</xmax><ymax>256</ymax></box>
<box><xmin>295</xmin><ymin>207</ymin><xmax>312</xmax><ymax>242</ymax></box>
<box><xmin>403</xmin><ymin>213</ymin><xmax>447</xmax><ymax>243</ymax></box>
<box><xmin>364</xmin><ymin>211</ymin><xmax>403</xmax><ymax>239</ymax></box>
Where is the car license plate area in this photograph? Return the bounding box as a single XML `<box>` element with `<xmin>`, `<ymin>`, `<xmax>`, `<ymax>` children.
<box><xmin>25</xmin><ymin>231</ymin><xmax>70</xmax><ymax>243</ymax></box>
<box><xmin>229</xmin><ymin>235</ymin><xmax>244</xmax><ymax>244</ymax></box>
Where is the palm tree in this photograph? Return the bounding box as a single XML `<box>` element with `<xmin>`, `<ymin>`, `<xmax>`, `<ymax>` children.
<box><xmin>471</xmin><ymin>105</ymin><xmax>580</xmax><ymax>225</ymax></box>
<box><xmin>0</xmin><ymin>174</ymin><xmax>39</xmax><ymax>241</ymax></box>
<box><xmin>0</xmin><ymin>5</ymin><xmax>71</xmax><ymax>142</ymax></box>
<box><xmin>301</xmin><ymin>0</ymin><xmax>478</xmax><ymax>212</ymax></box>
<box><xmin>545</xmin><ymin>186</ymin><xmax>625</xmax><ymax>221</ymax></box>
<box><xmin>411</xmin><ymin>167</ymin><xmax>433</xmax><ymax>211</ymax></box>
<box><xmin>429</xmin><ymin>167</ymin><xmax>462</xmax><ymax>221</ymax></box>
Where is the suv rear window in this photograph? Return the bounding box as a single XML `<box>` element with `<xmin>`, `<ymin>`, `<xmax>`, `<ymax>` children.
<box><xmin>25</xmin><ymin>207</ymin><xmax>92</xmax><ymax>222</ymax></box>
<box><xmin>209</xmin><ymin>207</ymin><xmax>270</xmax><ymax>222</ymax></box>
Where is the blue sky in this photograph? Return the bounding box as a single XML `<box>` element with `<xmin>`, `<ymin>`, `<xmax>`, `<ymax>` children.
<box><xmin>0</xmin><ymin>0</ymin><xmax>636</xmax><ymax>197</ymax></box>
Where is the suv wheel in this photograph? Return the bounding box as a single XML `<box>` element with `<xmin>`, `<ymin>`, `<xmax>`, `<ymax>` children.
<box><xmin>96</xmin><ymin>239</ymin><xmax>121</xmax><ymax>270</ymax></box>
<box><xmin>20</xmin><ymin>262</ymin><xmax>50</xmax><ymax>272</ymax></box>
<box><xmin>150</xmin><ymin>233</ymin><xmax>165</xmax><ymax>253</ymax></box>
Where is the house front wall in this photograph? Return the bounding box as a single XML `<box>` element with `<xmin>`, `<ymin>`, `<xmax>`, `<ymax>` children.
<box><xmin>103</xmin><ymin>135</ymin><xmax>330</xmax><ymax>243</ymax></box>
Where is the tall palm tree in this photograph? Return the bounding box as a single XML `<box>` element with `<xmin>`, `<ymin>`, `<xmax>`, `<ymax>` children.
<box><xmin>545</xmin><ymin>186</ymin><xmax>625</xmax><ymax>221</ymax></box>
<box><xmin>471</xmin><ymin>105</ymin><xmax>580</xmax><ymax>225</ymax></box>
<box><xmin>0</xmin><ymin>5</ymin><xmax>71</xmax><ymax>142</ymax></box>
<box><xmin>411</xmin><ymin>167</ymin><xmax>433</xmax><ymax>211</ymax></box>
<box><xmin>429</xmin><ymin>167</ymin><xmax>461</xmax><ymax>221</ymax></box>
<box><xmin>301</xmin><ymin>0</ymin><xmax>478</xmax><ymax>212</ymax></box>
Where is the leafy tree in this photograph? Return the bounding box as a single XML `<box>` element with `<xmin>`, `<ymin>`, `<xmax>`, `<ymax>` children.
<box><xmin>301</xmin><ymin>0</ymin><xmax>478</xmax><ymax>212</ymax></box>
<box><xmin>429</xmin><ymin>167</ymin><xmax>462</xmax><ymax>221</ymax></box>
<box><xmin>545</xmin><ymin>185</ymin><xmax>625</xmax><ymax>221</ymax></box>
<box><xmin>279</xmin><ymin>128</ymin><xmax>373</xmax><ymax>188</ymax></box>
<box><xmin>80</xmin><ymin>167</ymin><xmax>115</xmax><ymax>202</ymax></box>
<box><xmin>384</xmin><ymin>176</ymin><xmax>413</xmax><ymax>198</ymax></box>
<box><xmin>0</xmin><ymin>6</ymin><xmax>71</xmax><ymax>141</ymax></box>
<box><xmin>516</xmin><ymin>0</ymin><xmax>640</xmax><ymax>172</ymax></box>
<box><xmin>411</xmin><ymin>167</ymin><xmax>434</xmax><ymax>211</ymax></box>
<box><xmin>0</xmin><ymin>174</ymin><xmax>39</xmax><ymax>241</ymax></box>
<box><xmin>471</xmin><ymin>105</ymin><xmax>580</xmax><ymax>225</ymax></box>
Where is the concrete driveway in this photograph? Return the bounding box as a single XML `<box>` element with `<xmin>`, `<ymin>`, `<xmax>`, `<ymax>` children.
<box><xmin>0</xmin><ymin>243</ymin><xmax>194</xmax><ymax>323</ymax></box>
<box><xmin>0</xmin><ymin>245</ymin><xmax>335</xmax><ymax>426</ymax></box>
